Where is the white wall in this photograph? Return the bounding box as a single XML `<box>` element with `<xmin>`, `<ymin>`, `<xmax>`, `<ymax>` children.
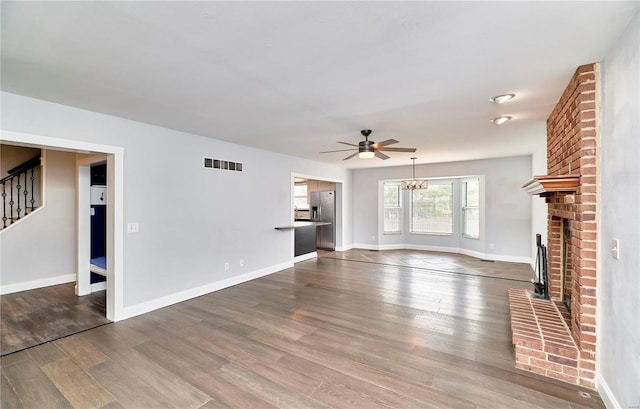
<box><xmin>0</xmin><ymin>92</ymin><xmax>353</xmax><ymax>312</ymax></box>
<box><xmin>0</xmin><ymin>149</ymin><xmax>77</xmax><ymax>293</ymax></box>
<box><xmin>598</xmin><ymin>11</ymin><xmax>640</xmax><ymax>409</ymax></box>
<box><xmin>353</xmin><ymin>155</ymin><xmax>532</xmax><ymax>263</ymax></box>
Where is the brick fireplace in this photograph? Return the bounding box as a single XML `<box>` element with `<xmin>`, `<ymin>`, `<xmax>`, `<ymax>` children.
<box><xmin>511</xmin><ymin>63</ymin><xmax>599</xmax><ymax>389</ymax></box>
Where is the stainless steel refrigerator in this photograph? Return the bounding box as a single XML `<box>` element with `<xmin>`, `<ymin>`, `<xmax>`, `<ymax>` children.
<box><xmin>310</xmin><ymin>190</ymin><xmax>336</xmax><ymax>250</ymax></box>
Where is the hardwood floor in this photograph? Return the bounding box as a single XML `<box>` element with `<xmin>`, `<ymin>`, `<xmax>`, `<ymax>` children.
<box><xmin>0</xmin><ymin>251</ymin><xmax>604</xmax><ymax>408</ymax></box>
<box><xmin>1</xmin><ymin>284</ymin><xmax>110</xmax><ymax>355</ymax></box>
<box><xmin>323</xmin><ymin>248</ymin><xmax>535</xmax><ymax>282</ymax></box>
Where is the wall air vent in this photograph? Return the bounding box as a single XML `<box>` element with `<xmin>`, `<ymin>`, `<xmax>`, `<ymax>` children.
<box><xmin>203</xmin><ymin>157</ymin><xmax>243</xmax><ymax>172</ymax></box>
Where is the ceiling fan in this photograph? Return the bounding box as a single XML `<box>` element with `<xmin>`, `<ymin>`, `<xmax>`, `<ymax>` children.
<box><xmin>320</xmin><ymin>130</ymin><xmax>417</xmax><ymax>160</ymax></box>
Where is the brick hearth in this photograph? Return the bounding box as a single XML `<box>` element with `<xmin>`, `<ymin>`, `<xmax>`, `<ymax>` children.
<box><xmin>508</xmin><ymin>289</ymin><xmax>579</xmax><ymax>384</ymax></box>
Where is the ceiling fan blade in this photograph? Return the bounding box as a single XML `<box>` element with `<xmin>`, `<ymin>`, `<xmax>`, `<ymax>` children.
<box><xmin>374</xmin><ymin>151</ymin><xmax>390</xmax><ymax>160</ymax></box>
<box><xmin>343</xmin><ymin>152</ymin><xmax>359</xmax><ymax>160</ymax></box>
<box><xmin>337</xmin><ymin>141</ymin><xmax>359</xmax><ymax>147</ymax></box>
<box><xmin>320</xmin><ymin>148</ymin><xmax>358</xmax><ymax>154</ymax></box>
<box><xmin>373</xmin><ymin>139</ymin><xmax>399</xmax><ymax>147</ymax></box>
<box><xmin>377</xmin><ymin>147</ymin><xmax>417</xmax><ymax>152</ymax></box>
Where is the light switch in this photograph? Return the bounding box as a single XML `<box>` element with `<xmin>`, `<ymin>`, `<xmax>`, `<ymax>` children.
<box><xmin>127</xmin><ymin>222</ymin><xmax>139</xmax><ymax>233</ymax></box>
<box><xmin>611</xmin><ymin>239</ymin><xmax>620</xmax><ymax>260</ymax></box>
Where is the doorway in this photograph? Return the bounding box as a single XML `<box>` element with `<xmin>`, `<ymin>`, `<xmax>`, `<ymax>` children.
<box><xmin>1</xmin><ymin>130</ymin><xmax>125</xmax><ymax>321</ymax></box>
<box><xmin>291</xmin><ymin>173</ymin><xmax>345</xmax><ymax>259</ymax></box>
<box><xmin>0</xmin><ymin>145</ymin><xmax>116</xmax><ymax>355</ymax></box>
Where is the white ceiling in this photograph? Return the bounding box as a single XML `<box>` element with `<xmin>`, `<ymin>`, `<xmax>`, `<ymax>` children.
<box><xmin>2</xmin><ymin>1</ymin><xmax>637</xmax><ymax>169</ymax></box>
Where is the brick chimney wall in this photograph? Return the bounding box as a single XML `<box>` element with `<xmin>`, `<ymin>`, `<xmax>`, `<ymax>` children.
<box><xmin>545</xmin><ymin>63</ymin><xmax>599</xmax><ymax>388</ymax></box>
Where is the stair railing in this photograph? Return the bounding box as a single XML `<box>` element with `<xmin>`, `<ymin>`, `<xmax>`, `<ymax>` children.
<box><xmin>1</xmin><ymin>155</ymin><xmax>41</xmax><ymax>229</ymax></box>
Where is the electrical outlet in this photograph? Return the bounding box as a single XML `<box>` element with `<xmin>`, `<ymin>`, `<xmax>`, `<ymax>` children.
<box><xmin>489</xmin><ymin>243</ymin><xmax>495</xmax><ymax>250</ymax></box>
<box><xmin>239</xmin><ymin>259</ymin><xmax>245</xmax><ymax>267</ymax></box>
<box><xmin>224</xmin><ymin>262</ymin><xmax>230</xmax><ymax>271</ymax></box>
<box><xmin>127</xmin><ymin>222</ymin><xmax>139</xmax><ymax>233</ymax></box>
<box><xmin>372</xmin><ymin>235</ymin><xmax>376</xmax><ymax>241</ymax></box>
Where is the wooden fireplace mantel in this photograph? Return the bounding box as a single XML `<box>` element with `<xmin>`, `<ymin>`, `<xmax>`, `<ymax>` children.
<box><xmin>522</xmin><ymin>175</ymin><xmax>580</xmax><ymax>196</ymax></box>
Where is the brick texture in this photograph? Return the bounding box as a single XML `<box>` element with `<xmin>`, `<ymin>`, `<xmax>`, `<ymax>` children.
<box><xmin>508</xmin><ymin>289</ymin><xmax>579</xmax><ymax>385</ymax></box>
<box><xmin>515</xmin><ymin>63</ymin><xmax>599</xmax><ymax>389</ymax></box>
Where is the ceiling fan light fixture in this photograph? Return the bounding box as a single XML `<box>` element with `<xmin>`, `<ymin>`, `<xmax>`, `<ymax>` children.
<box><xmin>490</xmin><ymin>116</ymin><xmax>512</xmax><ymax>125</ymax></box>
<box><xmin>320</xmin><ymin>129</ymin><xmax>417</xmax><ymax>160</ymax></box>
<box><xmin>490</xmin><ymin>93</ymin><xmax>515</xmax><ymax>104</ymax></box>
<box><xmin>401</xmin><ymin>157</ymin><xmax>428</xmax><ymax>190</ymax></box>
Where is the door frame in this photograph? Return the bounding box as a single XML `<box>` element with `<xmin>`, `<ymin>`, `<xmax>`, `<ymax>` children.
<box><xmin>291</xmin><ymin>172</ymin><xmax>345</xmax><ymax>260</ymax></box>
<box><xmin>76</xmin><ymin>154</ymin><xmax>107</xmax><ymax>297</ymax></box>
<box><xmin>0</xmin><ymin>130</ymin><xmax>125</xmax><ymax>321</ymax></box>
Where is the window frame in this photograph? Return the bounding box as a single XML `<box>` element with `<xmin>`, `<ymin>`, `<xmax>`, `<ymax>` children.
<box><xmin>383</xmin><ymin>182</ymin><xmax>402</xmax><ymax>235</ymax></box>
<box><xmin>409</xmin><ymin>180</ymin><xmax>454</xmax><ymax>235</ymax></box>
<box><xmin>462</xmin><ymin>178</ymin><xmax>480</xmax><ymax>239</ymax></box>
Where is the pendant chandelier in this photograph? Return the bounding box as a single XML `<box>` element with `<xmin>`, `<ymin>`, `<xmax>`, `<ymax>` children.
<box><xmin>401</xmin><ymin>157</ymin><xmax>428</xmax><ymax>190</ymax></box>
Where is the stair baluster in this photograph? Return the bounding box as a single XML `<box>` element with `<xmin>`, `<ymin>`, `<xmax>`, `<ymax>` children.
<box><xmin>9</xmin><ymin>178</ymin><xmax>14</xmax><ymax>224</ymax></box>
<box><xmin>15</xmin><ymin>177</ymin><xmax>22</xmax><ymax>221</ymax></box>
<box><xmin>2</xmin><ymin>181</ymin><xmax>6</xmax><ymax>228</ymax></box>
<box><xmin>1</xmin><ymin>155</ymin><xmax>42</xmax><ymax>230</ymax></box>
<box><xmin>23</xmin><ymin>172</ymin><xmax>29</xmax><ymax>216</ymax></box>
<box><xmin>30</xmin><ymin>167</ymin><xmax>36</xmax><ymax>212</ymax></box>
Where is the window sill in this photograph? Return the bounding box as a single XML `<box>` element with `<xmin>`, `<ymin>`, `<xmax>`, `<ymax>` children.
<box><xmin>409</xmin><ymin>232</ymin><xmax>453</xmax><ymax>236</ymax></box>
<box><xmin>462</xmin><ymin>235</ymin><xmax>480</xmax><ymax>240</ymax></box>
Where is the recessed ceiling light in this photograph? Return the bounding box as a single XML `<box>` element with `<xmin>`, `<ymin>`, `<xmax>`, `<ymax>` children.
<box><xmin>490</xmin><ymin>116</ymin><xmax>512</xmax><ymax>125</ymax></box>
<box><xmin>490</xmin><ymin>93</ymin><xmax>516</xmax><ymax>104</ymax></box>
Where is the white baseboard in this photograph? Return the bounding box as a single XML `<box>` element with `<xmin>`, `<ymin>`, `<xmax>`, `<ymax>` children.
<box><xmin>459</xmin><ymin>248</ymin><xmax>531</xmax><ymax>264</ymax></box>
<box><xmin>294</xmin><ymin>252</ymin><xmax>317</xmax><ymax>263</ymax></box>
<box><xmin>378</xmin><ymin>244</ymin><xmax>409</xmax><ymax>250</ymax></box>
<box><xmin>0</xmin><ymin>273</ymin><xmax>76</xmax><ymax>295</ymax></box>
<box><xmin>335</xmin><ymin>244</ymin><xmax>353</xmax><ymax>251</ymax></box>
<box><xmin>404</xmin><ymin>244</ymin><xmax>460</xmax><ymax>253</ymax></box>
<box><xmin>351</xmin><ymin>244</ymin><xmax>531</xmax><ymax>265</ymax></box>
<box><xmin>459</xmin><ymin>248</ymin><xmax>485</xmax><ymax>259</ymax></box>
<box><xmin>353</xmin><ymin>243</ymin><xmax>461</xmax><ymax>253</ymax></box>
<box><xmin>352</xmin><ymin>243</ymin><xmax>379</xmax><ymax>250</ymax></box>
<box><xmin>597</xmin><ymin>373</ymin><xmax>621</xmax><ymax>409</ymax></box>
<box><xmin>121</xmin><ymin>261</ymin><xmax>293</xmax><ymax>320</ymax></box>
<box><xmin>485</xmin><ymin>253</ymin><xmax>532</xmax><ymax>264</ymax></box>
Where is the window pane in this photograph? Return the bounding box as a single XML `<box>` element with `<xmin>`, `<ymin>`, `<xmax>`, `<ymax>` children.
<box><xmin>411</xmin><ymin>182</ymin><xmax>453</xmax><ymax>234</ymax></box>
<box><xmin>294</xmin><ymin>185</ymin><xmax>307</xmax><ymax>197</ymax></box>
<box><xmin>462</xmin><ymin>179</ymin><xmax>480</xmax><ymax>238</ymax></box>
<box><xmin>465</xmin><ymin>179</ymin><xmax>479</xmax><ymax>207</ymax></box>
<box><xmin>294</xmin><ymin>184</ymin><xmax>308</xmax><ymax>208</ymax></box>
<box><xmin>384</xmin><ymin>183</ymin><xmax>400</xmax><ymax>208</ymax></box>
<box><xmin>294</xmin><ymin>197</ymin><xmax>308</xmax><ymax>208</ymax></box>
<box><xmin>463</xmin><ymin>207</ymin><xmax>480</xmax><ymax>238</ymax></box>
<box><xmin>384</xmin><ymin>208</ymin><xmax>401</xmax><ymax>233</ymax></box>
<box><xmin>383</xmin><ymin>182</ymin><xmax>401</xmax><ymax>234</ymax></box>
